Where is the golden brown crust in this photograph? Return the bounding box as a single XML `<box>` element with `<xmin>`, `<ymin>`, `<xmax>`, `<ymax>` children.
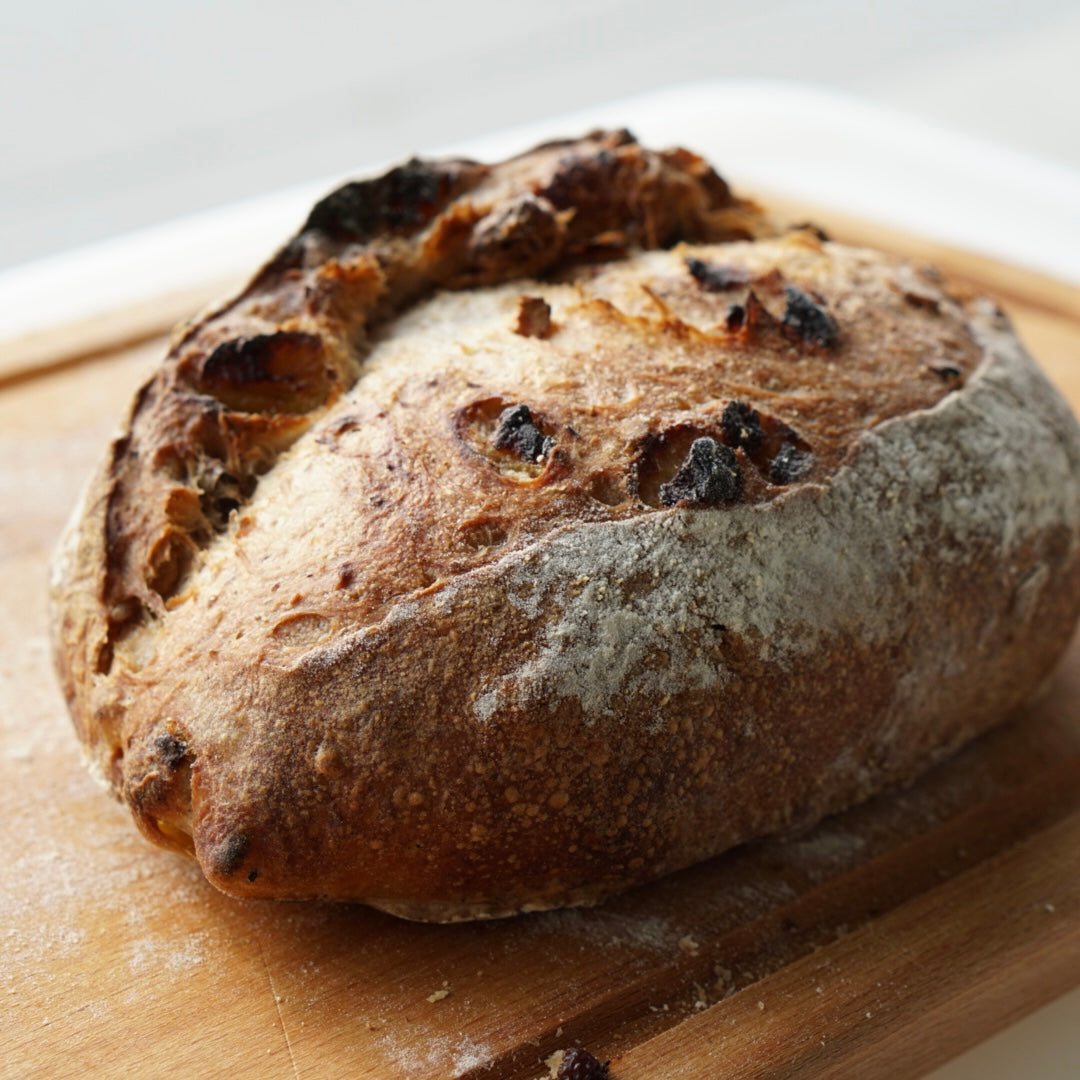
<box><xmin>50</xmin><ymin>132</ymin><xmax>1080</xmax><ymax>919</ymax></box>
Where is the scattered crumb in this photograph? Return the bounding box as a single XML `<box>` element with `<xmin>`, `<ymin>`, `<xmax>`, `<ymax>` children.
<box><xmin>514</xmin><ymin>295</ymin><xmax>553</xmax><ymax>339</ymax></box>
<box><xmin>1044</xmin><ymin>903</ymin><xmax>1057</xmax><ymax>913</ymax></box>
<box><xmin>545</xmin><ymin>1049</ymin><xmax>566</xmax><ymax>1077</ymax></box>
<box><xmin>426</xmin><ymin>988</ymin><xmax>450</xmax><ymax>1004</ymax></box>
<box><xmin>757</xmin><ymin>1000</ymin><xmax>765</xmax><ymax>1011</ymax></box>
<box><xmin>678</xmin><ymin>935</ymin><xmax>700</xmax><ymax>957</ymax></box>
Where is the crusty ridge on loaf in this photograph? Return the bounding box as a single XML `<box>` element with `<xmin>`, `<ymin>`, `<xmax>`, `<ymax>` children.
<box><xmin>50</xmin><ymin>131</ymin><xmax>1080</xmax><ymax>920</ymax></box>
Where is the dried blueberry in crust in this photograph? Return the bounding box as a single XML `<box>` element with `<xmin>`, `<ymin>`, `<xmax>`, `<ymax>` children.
<box><xmin>659</xmin><ymin>437</ymin><xmax>743</xmax><ymax>506</ymax></box>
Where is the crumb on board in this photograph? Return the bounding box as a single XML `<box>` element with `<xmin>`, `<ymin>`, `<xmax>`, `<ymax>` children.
<box><xmin>678</xmin><ymin>935</ymin><xmax>700</xmax><ymax>957</ymax></box>
<box><xmin>545</xmin><ymin>1049</ymin><xmax>566</xmax><ymax>1077</ymax></box>
<box><xmin>546</xmin><ymin>1046</ymin><xmax>610</xmax><ymax>1078</ymax></box>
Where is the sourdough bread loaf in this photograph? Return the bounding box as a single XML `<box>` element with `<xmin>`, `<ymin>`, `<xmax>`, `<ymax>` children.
<box><xmin>50</xmin><ymin>131</ymin><xmax>1080</xmax><ymax>920</ymax></box>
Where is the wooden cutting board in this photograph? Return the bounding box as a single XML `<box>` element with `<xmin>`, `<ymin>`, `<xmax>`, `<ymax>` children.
<box><xmin>2</xmin><ymin>209</ymin><xmax>1079</xmax><ymax>1080</ymax></box>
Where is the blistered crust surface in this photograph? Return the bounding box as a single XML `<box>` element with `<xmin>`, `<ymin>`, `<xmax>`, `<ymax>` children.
<box><xmin>49</xmin><ymin>133</ymin><xmax>1080</xmax><ymax>919</ymax></box>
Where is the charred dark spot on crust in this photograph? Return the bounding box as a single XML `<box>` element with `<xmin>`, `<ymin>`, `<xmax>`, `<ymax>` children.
<box><xmin>154</xmin><ymin>733</ymin><xmax>189</xmax><ymax>771</ymax></box>
<box><xmin>493</xmin><ymin>404</ymin><xmax>555</xmax><ymax>463</ymax></box>
<box><xmin>537</xmin><ymin>130</ymin><xmax>712</xmax><ymax>250</ymax></box>
<box><xmin>659</xmin><ymin>438</ymin><xmax>742</xmax><ymax>507</ymax></box>
<box><xmin>540</xmin><ymin>143</ymin><xmax>668</xmax><ymax>250</ymax></box>
<box><xmin>685</xmin><ymin>256</ymin><xmax>750</xmax><ymax>292</ymax></box>
<box><xmin>725</xmin><ymin>303</ymin><xmax>746</xmax><ymax>331</ymax></box>
<box><xmin>197</xmin><ymin>332</ymin><xmax>332</xmax><ymax>415</ymax></box>
<box><xmin>468</xmin><ymin>195</ymin><xmax>563</xmax><ymax>280</ymax></box>
<box><xmin>769</xmin><ymin>442</ymin><xmax>815</xmax><ymax>485</ymax></box>
<box><xmin>541</xmin><ymin>149</ymin><xmax>621</xmax><ymax>215</ymax></box>
<box><xmin>781</xmin><ymin>287</ymin><xmax>838</xmax><ymax>349</ymax></box>
<box><xmin>721</xmin><ymin>400</ymin><xmax>764</xmax><ymax>453</ymax></box>
<box><xmin>247</xmin><ymin>868</ymin><xmax>259</xmax><ymax>883</ymax></box>
<box><xmin>556</xmin><ymin>1047</ymin><xmax>610</xmax><ymax>1080</ymax></box>
<box><xmin>514</xmin><ymin>295</ymin><xmax>553</xmax><ymax>338</ymax></box>
<box><xmin>210</xmin><ymin>833</ymin><xmax>250</xmax><ymax>878</ymax></box>
<box><xmin>303</xmin><ymin>158</ymin><xmax>467</xmax><ymax>242</ymax></box>
<box><xmin>210</xmin><ymin>496</ymin><xmax>239</xmax><ymax>524</ymax></box>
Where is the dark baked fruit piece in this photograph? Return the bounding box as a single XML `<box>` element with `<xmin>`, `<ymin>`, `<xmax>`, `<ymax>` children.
<box><xmin>50</xmin><ymin>132</ymin><xmax>1080</xmax><ymax>920</ymax></box>
<box><xmin>556</xmin><ymin>1047</ymin><xmax>610</xmax><ymax>1079</ymax></box>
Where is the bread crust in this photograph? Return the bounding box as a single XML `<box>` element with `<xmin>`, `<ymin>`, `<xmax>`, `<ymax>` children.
<box><xmin>50</xmin><ymin>132</ymin><xmax>1080</xmax><ymax>919</ymax></box>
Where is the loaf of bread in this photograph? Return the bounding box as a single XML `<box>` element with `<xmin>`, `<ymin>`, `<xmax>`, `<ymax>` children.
<box><xmin>50</xmin><ymin>130</ymin><xmax>1080</xmax><ymax>920</ymax></box>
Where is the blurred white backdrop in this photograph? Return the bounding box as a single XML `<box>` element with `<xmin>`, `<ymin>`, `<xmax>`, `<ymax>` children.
<box><xmin>2</xmin><ymin>0</ymin><xmax>1080</xmax><ymax>270</ymax></box>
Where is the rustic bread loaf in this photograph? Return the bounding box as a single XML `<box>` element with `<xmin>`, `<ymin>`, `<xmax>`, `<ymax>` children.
<box><xmin>50</xmin><ymin>131</ymin><xmax>1080</xmax><ymax>920</ymax></box>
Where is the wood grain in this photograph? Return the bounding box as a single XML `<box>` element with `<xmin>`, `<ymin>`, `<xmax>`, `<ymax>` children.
<box><xmin>1</xmin><ymin>220</ymin><xmax>1078</xmax><ymax>1080</ymax></box>
<box><xmin>615</xmin><ymin>810</ymin><xmax>1080</xmax><ymax>1080</ymax></box>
